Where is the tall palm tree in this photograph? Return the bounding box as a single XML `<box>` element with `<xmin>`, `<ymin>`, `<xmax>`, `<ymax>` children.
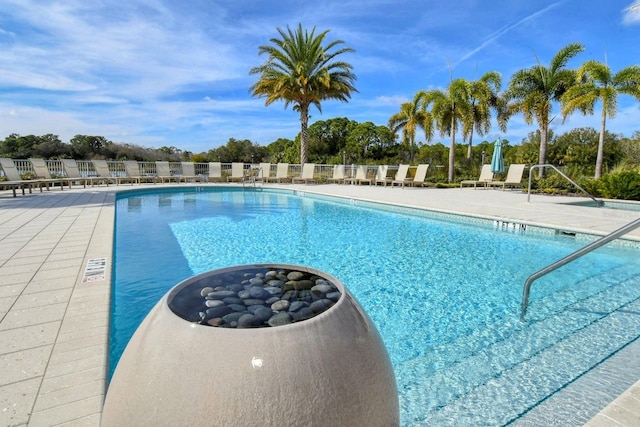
<box><xmin>388</xmin><ymin>93</ymin><xmax>432</xmax><ymax>162</ymax></box>
<box><xmin>507</xmin><ymin>42</ymin><xmax>584</xmax><ymax>176</ymax></box>
<box><xmin>462</xmin><ymin>71</ymin><xmax>505</xmax><ymax>160</ymax></box>
<box><xmin>418</xmin><ymin>78</ymin><xmax>472</xmax><ymax>183</ymax></box>
<box><xmin>249</xmin><ymin>24</ymin><xmax>357</xmax><ymax>165</ymax></box>
<box><xmin>561</xmin><ymin>61</ymin><xmax>640</xmax><ymax>178</ymax></box>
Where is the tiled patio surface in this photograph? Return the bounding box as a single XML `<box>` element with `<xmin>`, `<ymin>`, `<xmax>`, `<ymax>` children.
<box><xmin>0</xmin><ymin>183</ymin><xmax>639</xmax><ymax>426</ymax></box>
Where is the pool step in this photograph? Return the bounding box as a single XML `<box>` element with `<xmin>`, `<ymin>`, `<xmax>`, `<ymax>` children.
<box><xmin>397</xmin><ymin>269</ymin><xmax>640</xmax><ymax>426</ymax></box>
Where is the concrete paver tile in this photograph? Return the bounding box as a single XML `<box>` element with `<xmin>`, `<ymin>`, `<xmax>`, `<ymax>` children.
<box><xmin>0</xmin><ymin>377</ymin><xmax>41</xmax><ymax>427</ymax></box>
<box><xmin>0</xmin><ymin>345</ymin><xmax>52</xmax><ymax>386</ymax></box>
<box><xmin>0</xmin><ymin>303</ymin><xmax>67</xmax><ymax>331</ymax></box>
<box><xmin>0</xmin><ymin>295</ymin><xmax>18</xmax><ymax>317</ymax></box>
<box><xmin>22</xmin><ymin>278</ymin><xmax>75</xmax><ymax>294</ymax></box>
<box><xmin>0</xmin><ymin>322</ymin><xmax>60</xmax><ymax>355</ymax></box>
<box><xmin>11</xmin><ymin>289</ymin><xmax>73</xmax><ymax>310</ymax></box>
<box><xmin>0</xmin><ymin>284</ymin><xmax>26</xmax><ymax>299</ymax></box>
<box><xmin>27</xmin><ymin>395</ymin><xmax>102</xmax><ymax>427</ymax></box>
<box><xmin>38</xmin><ymin>367</ymin><xmax>104</xmax><ymax>395</ymax></box>
<box><xmin>32</xmin><ymin>379</ymin><xmax>104</xmax><ymax>412</ymax></box>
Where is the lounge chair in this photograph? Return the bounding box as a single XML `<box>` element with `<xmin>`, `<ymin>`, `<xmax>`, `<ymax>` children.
<box><xmin>406</xmin><ymin>164</ymin><xmax>430</xmax><ymax>187</ymax></box>
<box><xmin>255</xmin><ymin>163</ymin><xmax>271</xmax><ymax>183</ymax></box>
<box><xmin>267</xmin><ymin>163</ymin><xmax>291</xmax><ymax>183</ymax></box>
<box><xmin>0</xmin><ymin>158</ymin><xmax>47</xmax><ymax>197</ymax></box>
<box><xmin>179</xmin><ymin>162</ymin><xmax>202</xmax><ymax>183</ymax></box>
<box><xmin>374</xmin><ymin>165</ymin><xmax>391</xmax><ymax>186</ymax></box>
<box><xmin>207</xmin><ymin>162</ymin><xmax>223</xmax><ymax>182</ymax></box>
<box><xmin>354</xmin><ymin>165</ymin><xmax>372</xmax><ymax>185</ymax></box>
<box><xmin>460</xmin><ymin>164</ymin><xmax>494</xmax><ymax>189</ymax></box>
<box><xmin>227</xmin><ymin>163</ymin><xmax>245</xmax><ymax>183</ymax></box>
<box><xmin>391</xmin><ymin>164</ymin><xmax>411</xmax><ymax>187</ymax></box>
<box><xmin>29</xmin><ymin>158</ymin><xmax>75</xmax><ymax>189</ymax></box>
<box><xmin>156</xmin><ymin>161</ymin><xmax>179</xmax><ymax>183</ymax></box>
<box><xmin>119</xmin><ymin>160</ymin><xmax>156</xmax><ymax>185</ymax></box>
<box><xmin>292</xmin><ymin>163</ymin><xmax>316</xmax><ymax>184</ymax></box>
<box><xmin>327</xmin><ymin>165</ymin><xmax>345</xmax><ymax>184</ymax></box>
<box><xmin>487</xmin><ymin>164</ymin><xmax>526</xmax><ymax>190</ymax></box>
<box><xmin>61</xmin><ymin>159</ymin><xmax>104</xmax><ymax>187</ymax></box>
<box><xmin>92</xmin><ymin>160</ymin><xmax>117</xmax><ymax>185</ymax></box>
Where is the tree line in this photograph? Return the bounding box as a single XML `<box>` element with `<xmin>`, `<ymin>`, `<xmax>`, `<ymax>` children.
<box><xmin>249</xmin><ymin>25</ymin><xmax>640</xmax><ymax>183</ymax></box>
<box><xmin>3</xmin><ymin>117</ymin><xmax>639</xmax><ymax>184</ymax></box>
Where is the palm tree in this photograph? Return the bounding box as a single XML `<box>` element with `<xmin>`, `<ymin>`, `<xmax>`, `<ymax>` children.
<box><xmin>388</xmin><ymin>93</ymin><xmax>432</xmax><ymax>161</ymax></box>
<box><xmin>507</xmin><ymin>42</ymin><xmax>584</xmax><ymax>176</ymax></box>
<box><xmin>561</xmin><ymin>61</ymin><xmax>640</xmax><ymax>178</ymax></box>
<box><xmin>462</xmin><ymin>71</ymin><xmax>505</xmax><ymax>160</ymax></box>
<box><xmin>418</xmin><ymin>79</ymin><xmax>472</xmax><ymax>183</ymax></box>
<box><xmin>249</xmin><ymin>24</ymin><xmax>357</xmax><ymax>165</ymax></box>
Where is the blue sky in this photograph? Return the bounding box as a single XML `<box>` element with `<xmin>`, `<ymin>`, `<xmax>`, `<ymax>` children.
<box><xmin>0</xmin><ymin>0</ymin><xmax>639</xmax><ymax>154</ymax></box>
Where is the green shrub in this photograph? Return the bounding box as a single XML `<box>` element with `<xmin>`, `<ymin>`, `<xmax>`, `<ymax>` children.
<box><xmin>21</xmin><ymin>172</ymin><xmax>37</xmax><ymax>180</ymax></box>
<box><xmin>533</xmin><ymin>173</ymin><xmax>574</xmax><ymax>192</ymax></box>
<box><xmin>577</xmin><ymin>177</ymin><xmax>602</xmax><ymax>198</ymax></box>
<box><xmin>598</xmin><ymin>170</ymin><xmax>640</xmax><ymax>200</ymax></box>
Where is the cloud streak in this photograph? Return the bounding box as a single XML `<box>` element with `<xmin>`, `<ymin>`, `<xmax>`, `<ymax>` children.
<box><xmin>451</xmin><ymin>2</ymin><xmax>564</xmax><ymax>68</ymax></box>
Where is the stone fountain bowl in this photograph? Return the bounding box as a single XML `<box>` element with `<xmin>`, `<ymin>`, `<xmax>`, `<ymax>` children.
<box><xmin>102</xmin><ymin>264</ymin><xmax>399</xmax><ymax>426</ymax></box>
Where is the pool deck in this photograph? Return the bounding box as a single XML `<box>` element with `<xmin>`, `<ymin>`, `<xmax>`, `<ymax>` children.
<box><xmin>1</xmin><ymin>182</ymin><xmax>639</xmax><ymax>426</ymax></box>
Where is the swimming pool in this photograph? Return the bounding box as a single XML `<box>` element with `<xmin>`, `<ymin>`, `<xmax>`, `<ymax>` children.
<box><xmin>111</xmin><ymin>187</ymin><xmax>640</xmax><ymax>426</ymax></box>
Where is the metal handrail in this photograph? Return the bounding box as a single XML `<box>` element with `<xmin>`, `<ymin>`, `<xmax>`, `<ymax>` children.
<box><xmin>527</xmin><ymin>164</ymin><xmax>603</xmax><ymax>207</ymax></box>
<box><xmin>520</xmin><ymin>216</ymin><xmax>640</xmax><ymax>321</ymax></box>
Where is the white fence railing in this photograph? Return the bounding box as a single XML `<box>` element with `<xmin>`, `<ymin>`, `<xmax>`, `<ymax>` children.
<box><xmin>1</xmin><ymin>160</ymin><xmax>408</xmax><ymax>183</ymax></box>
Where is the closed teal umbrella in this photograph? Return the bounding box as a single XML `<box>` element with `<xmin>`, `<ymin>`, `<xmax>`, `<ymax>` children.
<box><xmin>491</xmin><ymin>138</ymin><xmax>504</xmax><ymax>174</ymax></box>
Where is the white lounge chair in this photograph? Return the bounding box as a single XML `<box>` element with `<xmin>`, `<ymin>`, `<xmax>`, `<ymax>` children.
<box><xmin>119</xmin><ymin>160</ymin><xmax>156</xmax><ymax>185</ymax></box>
<box><xmin>327</xmin><ymin>165</ymin><xmax>345</xmax><ymax>184</ymax></box>
<box><xmin>391</xmin><ymin>165</ymin><xmax>411</xmax><ymax>187</ymax></box>
<box><xmin>406</xmin><ymin>164</ymin><xmax>430</xmax><ymax>187</ymax></box>
<box><xmin>156</xmin><ymin>161</ymin><xmax>179</xmax><ymax>183</ymax></box>
<box><xmin>207</xmin><ymin>162</ymin><xmax>223</xmax><ymax>182</ymax></box>
<box><xmin>227</xmin><ymin>163</ymin><xmax>245</xmax><ymax>183</ymax></box>
<box><xmin>354</xmin><ymin>165</ymin><xmax>372</xmax><ymax>185</ymax></box>
<box><xmin>29</xmin><ymin>158</ymin><xmax>74</xmax><ymax>189</ymax></box>
<box><xmin>179</xmin><ymin>162</ymin><xmax>202</xmax><ymax>183</ymax></box>
<box><xmin>374</xmin><ymin>165</ymin><xmax>391</xmax><ymax>186</ymax></box>
<box><xmin>487</xmin><ymin>164</ymin><xmax>526</xmax><ymax>190</ymax></box>
<box><xmin>293</xmin><ymin>163</ymin><xmax>316</xmax><ymax>184</ymax></box>
<box><xmin>0</xmin><ymin>158</ymin><xmax>47</xmax><ymax>197</ymax></box>
<box><xmin>460</xmin><ymin>164</ymin><xmax>494</xmax><ymax>189</ymax></box>
<box><xmin>267</xmin><ymin>163</ymin><xmax>291</xmax><ymax>183</ymax></box>
<box><xmin>255</xmin><ymin>163</ymin><xmax>271</xmax><ymax>183</ymax></box>
<box><xmin>92</xmin><ymin>160</ymin><xmax>117</xmax><ymax>185</ymax></box>
<box><xmin>61</xmin><ymin>159</ymin><xmax>103</xmax><ymax>187</ymax></box>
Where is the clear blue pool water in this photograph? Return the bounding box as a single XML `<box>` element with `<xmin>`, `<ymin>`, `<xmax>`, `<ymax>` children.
<box><xmin>111</xmin><ymin>188</ymin><xmax>640</xmax><ymax>426</ymax></box>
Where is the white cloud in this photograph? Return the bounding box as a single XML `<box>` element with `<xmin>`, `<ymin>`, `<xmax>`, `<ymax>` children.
<box><xmin>622</xmin><ymin>1</ymin><xmax>640</xmax><ymax>24</ymax></box>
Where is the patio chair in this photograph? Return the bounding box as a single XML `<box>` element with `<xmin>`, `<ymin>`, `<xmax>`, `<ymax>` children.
<box><xmin>255</xmin><ymin>163</ymin><xmax>271</xmax><ymax>183</ymax></box>
<box><xmin>292</xmin><ymin>163</ymin><xmax>316</xmax><ymax>184</ymax></box>
<box><xmin>460</xmin><ymin>164</ymin><xmax>494</xmax><ymax>189</ymax></box>
<box><xmin>406</xmin><ymin>164</ymin><xmax>430</xmax><ymax>187</ymax></box>
<box><xmin>391</xmin><ymin>164</ymin><xmax>411</xmax><ymax>188</ymax></box>
<box><xmin>179</xmin><ymin>162</ymin><xmax>202</xmax><ymax>183</ymax></box>
<box><xmin>92</xmin><ymin>160</ymin><xmax>117</xmax><ymax>185</ymax></box>
<box><xmin>207</xmin><ymin>162</ymin><xmax>223</xmax><ymax>182</ymax></box>
<box><xmin>267</xmin><ymin>163</ymin><xmax>291</xmax><ymax>183</ymax></box>
<box><xmin>155</xmin><ymin>161</ymin><xmax>179</xmax><ymax>183</ymax></box>
<box><xmin>353</xmin><ymin>165</ymin><xmax>372</xmax><ymax>185</ymax></box>
<box><xmin>374</xmin><ymin>165</ymin><xmax>391</xmax><ymax>186</ymax></box>
<box><xmin>29</xmin><ymin>158</ymin><xmax>75</xmax><ymax>189</ymax></box>
<box><xmin>327</xmin><ymin>164</ymin><xmax>345</xmax><ymax>184</ymax></box>
<box><xmin>0</xmin><ymin>157</ymin><xmax>47</xmax><ymax>197</ymax></box>
<box><xmin>487</xmin><ymin>164</ymin><xmax>526</xmax><ymax>190</ymax></box>
<box><xmin>227</xmin><ymin>163</ymin><xmax>245</xmax><ymax>183</ymax></box>
<box><xmin>61</xmin><ymin>159</ymin><xmax>103</xmax><ymax>187</ymax></box>
<box><xmin>119</xmin><ymin>160</ymin><xmax>156</xmax><ymax>185</ymax></box>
